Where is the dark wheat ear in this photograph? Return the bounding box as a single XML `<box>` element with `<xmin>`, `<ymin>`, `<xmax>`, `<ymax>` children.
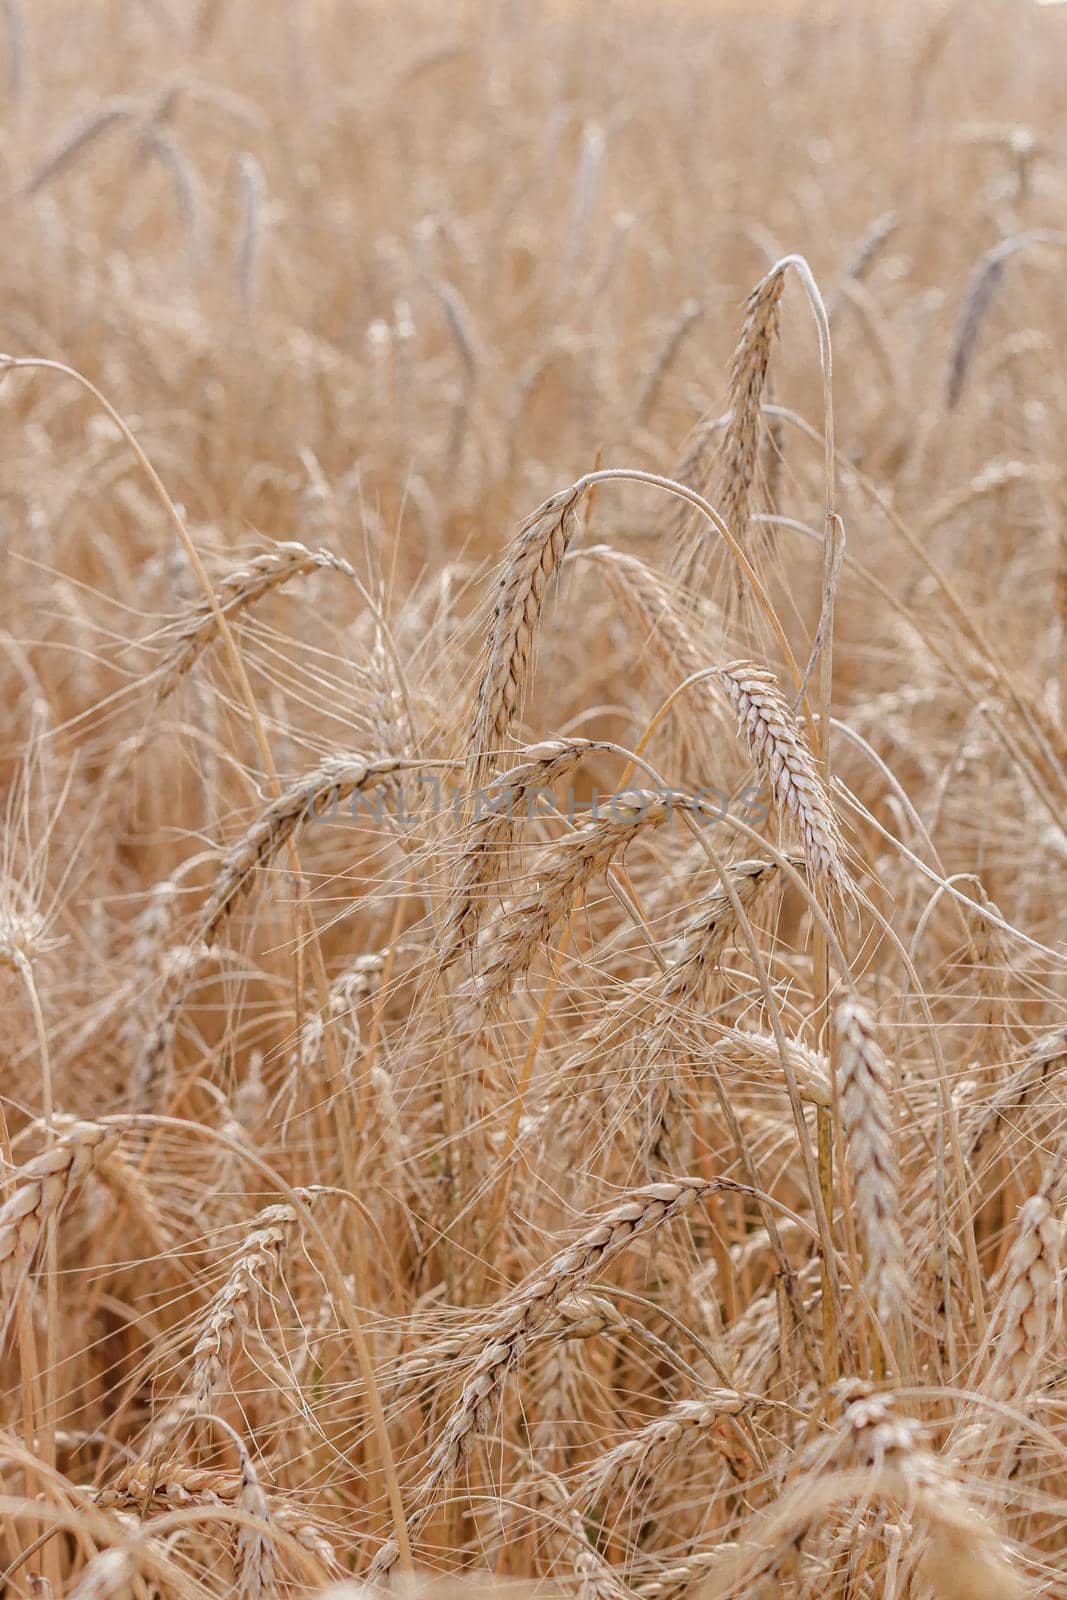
<box><xmin>464</xmin><ymin>484</ymin><xmax>585</xmax><ymax>797</ymax></box>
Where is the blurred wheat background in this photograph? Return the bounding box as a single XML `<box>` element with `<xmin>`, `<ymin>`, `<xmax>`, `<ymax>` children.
<box><xmin>1</xmin><ymin>0</ymin><xmax>1067</xmax><ymax>1596</ymax></box>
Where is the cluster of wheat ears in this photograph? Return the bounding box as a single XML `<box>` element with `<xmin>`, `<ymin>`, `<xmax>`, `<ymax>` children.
<box><xmin>1</xmin><ymin>0</ymin><xmax>1067</xmax><ymax>1595</ymax></box>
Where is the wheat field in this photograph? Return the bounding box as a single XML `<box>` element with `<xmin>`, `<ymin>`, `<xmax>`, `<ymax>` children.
<box><xmin>1</xmin><ymin>0</ymin><xmax>1067</xmax><ymax>1595</ymax></box>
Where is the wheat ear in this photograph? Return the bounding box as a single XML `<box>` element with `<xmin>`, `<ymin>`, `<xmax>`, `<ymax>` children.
<box><xmin>966</xmin><ymin>1024</ymin><xmax>1067</xmax><ymax>1166</ymax></box>
<box><xmin>989</xmin><ymin>1192</ymin><xmax>1062</xmax><ymax>1400</ymax></box>
<box><xmin>835</xmin><ymin>998</ymin><xmax>906</xmax><ymax>1327</ymax></box>
<box><xmin>153</xmin><ymin>539</ymin><xmax>362</xmax><ymax>707</ymax></box>
<box><xmin>466</xmin><ymin>790</ymin><xmax>683</xmax><ymax>1019</ymax></box>
<box><xmin>370</xmin><ymin>1177</ymin><xmax>749</xmax><ymax>1576</ymax></box>
<box><xmin>188</xmin><ymin>1204</ymin><xmax>298</xmax><ymax>1408</ymax></box>
<box><xmin>464</xmin><ymin>484</ymin><xmax>586</xmax><ymax>796</ymax></box>
<box><xmin>199</xmin><ymin>754</ymin><xmax>413</xmax><ymax>945</ymax></box>
<box><xmin>572</xmin><ymin>544</ymin><xmax>729</xmax><ymax>757</ymax></box>
<box><xmin>720</xmin><ymin>660</ymin><xmax>847</xmax><ymax>891</ymax></box>
<box><xmin>574</xmin><ymin>1390</ymin><xmax>762</xmax><ymax>1506</ymax></box>
<box><xmin>69</xmin><ymin>1551</ymin><xmax>136</xmax><ymax>1600</ymax></box>
<box><xmin>234</xmin><ymin>1434</ymin><xmax>276</xmax><ymax>1600</ymax></box>
<box><xmin>673</xmin><ymin>265</ymin><xmax>785</xmax><ymax>589</ymax></box>
<box><xmin>0</xmin><ymin>1121</ymin><xmax>120</xmax><ymax>1308</ymax></box>
<box><xmin>439</xmin><ymin>738</ymin><xmax>610</xmax><ymax>969</ymax></box>
<box><xmin>713</xmin><ymin>1027</ymin><xmax>832</xmax><ymax>1109</ymax></box>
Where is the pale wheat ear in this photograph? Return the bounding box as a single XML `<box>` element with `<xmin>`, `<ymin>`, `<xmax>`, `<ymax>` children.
<box><xmin>0</xmin><ymin>1121</ymin><xmax>121</xmax><ymax>1322</ymax></box>
<box><xmin>719</xmin><ymin>659</ymin><xmax>847</xmax><ymax>892</ymax></box>
<box><xmin>464</xmin><ymin>482</ymin><xmax>586</xmax><ymax>798</ymax></box>
<box><xmin>152</xmin><ymin>540</ymin><xmax>366</xmax><ymax>708</ymax></box>
<box><xmin>438</xmin><ymin>736</ymin><xmax>611</xmax><ymax>970</ymax></box>
<box><xmin>834</xmin><ymin>997</ymin><xmax>906</xmax><ymax>1329</ymax></box>
<box><xmin>670</xmin><ymin>263</ymin><xmax>785</xmax><ymax>592</ymax></box>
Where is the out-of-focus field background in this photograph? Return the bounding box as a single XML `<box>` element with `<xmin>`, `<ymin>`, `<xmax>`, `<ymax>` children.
<box><xmin>3</xmin><ymin>2</ymin><xmax>1067</xmax><ymax>1597</ymax></box>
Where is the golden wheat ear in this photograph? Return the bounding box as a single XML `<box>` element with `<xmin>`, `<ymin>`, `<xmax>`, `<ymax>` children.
<box><xmin>464</xmin><ymin>483</ymin><xmax>586</xmax><ymax>797</ymax></box>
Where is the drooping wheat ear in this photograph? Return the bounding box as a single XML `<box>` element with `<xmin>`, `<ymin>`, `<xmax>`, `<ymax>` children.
<box><xmin>367</xmin><ymin>621</ymin><xmax>412</xmax><ymax>757</ymax></box>
<box><xmin>121</xmin><ymin>876</ymin><xmax>178</xmax><ymax>1063</ymax></box>
<box><xmin>671</xmin><ymin>265</ymin><xmax>786</xmax><ymax>586</ymax></box>
<box><xmin>663</xmin><ymin>411</ymin><xmax>726</xmax><ymax>538</ymax></box>
<box><xmin>633</xmin><ymin>1549</ymin><xmax>726</xmax><ymax>1599</ymax></box>
<box><xmin>716</xmin><ymin>268</ymin><xmax>786</xmax><ymax>539</ymax></box>
<box><xmin>440</xmin><ymin>737</ymin><xmax>610</xmax><ymax>969</ymax></box>
<box><xmin>466</xmin><ymin>790</ymin><xmax>683</xmax><ymax>1019</ymax></box>
<box><xmin>921</xmin><ymin>458</ymin><xmax>1037</xmax><ymax>535</ymax></box>
<box><xmin>46</xmin><ymin>1114</ymin><xmax>175</xmax><ymax>1257</ymax></box>
<box><xmin>657</xmin><ymin>859</ymin><xmax>782</xmax><ymax>1015</ymax></box>
<box><xmin>386</xmin><ymin>1290</ymin><xmax>622</xmax><ymax>1405</ymax></box>
<box><xmin>719</xmin><ymin>661</ymin><xmax>847</xmax><ymax>890</ymax></box>
<box><xmin>153</xmin><ymin>540</ymin><xmax>361</xmax><ymax>708</ymax></box>
<box><xmin>966</xmin><ymin>1025</ymin><xmax>1067</xmax><ymax>1166</ymax></box>
<box><xmin>832</xmin><ymin>1385</ymin><xmax>924</xmax><ymax>1469</ymax></box>
<box><xmin>0</xmin><ymin>1120</ymin><xmax>120</xmax><ymax>1308</ymax></box>
<box><xmin>713</xmin><ymin>1027</ymin><xmax>832</xmax><ymax>1109</ymax></box>
<box><xmin>574</xmin><ymin>1390</ymin><xmax>761</xmax><ymax>1506</ymax></box>
<box><xmin>913</xmin><ymin>1476</ymin><xmax>1032</xmax><ymax>1600</ymax></box>
<box><xmin>464</xmin><ymin>483</ymin><xmax>586</xmax><ymax>797</ymax></box>
<box><xmin>130</xmin><ymin>943</ymin><xmax>206</xmax><ymax>1114</ymax></box>
<box><xmin>534</xmin><ymin>1471</ymin><xmax>630</xmax><ymax>1600</ymax></box>
<box><xmin>988</xmin><ymin>1193</ymin><xmax>1062</xmax><ymax>1400</ymax></box>
<box><xmin>370</xmin><ymin>1177</ymin><xmax>743</xmax><ymax>1576</ymax></box>
<box><xmin>102</xmin><ymin>1154</ymin><xmax>175</xmax><ymax>1258</ymax></box>
<box><xmin>234</xmin><ymin>1436</ymin><xmax>276</xmax><ymax>1600</ymax></box>
<box><xmin>101</xmin><ymin>1461</ymin><xmax>243</xmax><ymax>1506</ymax></box>
<box><xmin>834</xmin><ymin>1390</ymin><xmax>1030</xmax><ymax>1600</ymax></box>
<box><xmin>22</xmin><ymin>99</ymin><xmax>139</xmax><ymax>196</ymax></box>
<box><xmin>189</xmin><ymin>1204</ymin><xmax>298</xmax><ymax>1409</ymax></box>
<box><xmin>571</xmin><ymin>545</ymin><xmax>728</xmax><ymax>755</ymax></box>
<box><xmin>199</xmin><ymin>755</ymin><xmax>411</xmax><ymax>946</ymax></box>
<box><xmin>236</xmin><ymin>150</ymin><xmax>266</xmax><ymax>314</ymax></box>
<box><xmin>835</xmin><ymin>998</ymin><xmax>906</xmax><ymax>1326</ymax></box>
<box><xmin>708</xmin><ymin>1389</ymin><xmax>1029</xmax><ymax>1600</ymax></box>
